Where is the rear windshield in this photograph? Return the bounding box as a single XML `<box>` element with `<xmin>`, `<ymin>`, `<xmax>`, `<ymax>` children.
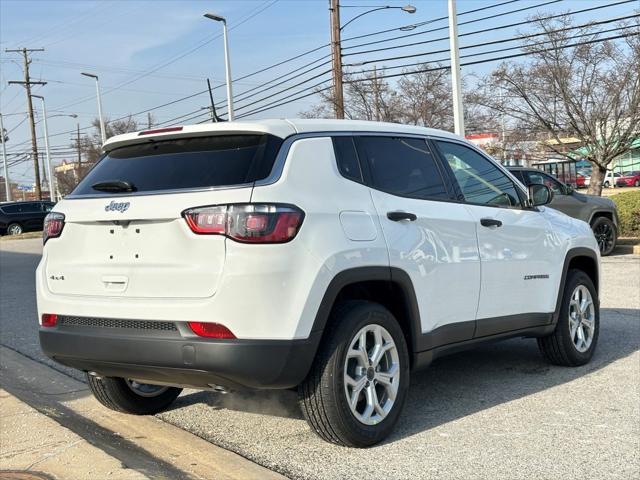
<box><xmin>71</xmin><ymin>134</ymin><xmax>283</xmax><ymax>195</ymax></box>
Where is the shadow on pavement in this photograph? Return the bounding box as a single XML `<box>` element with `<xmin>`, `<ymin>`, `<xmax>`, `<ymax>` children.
<box><xmin>172</xmin><ymin>307</ymin><xmax>639</xmax><ymax>444</ymax></box>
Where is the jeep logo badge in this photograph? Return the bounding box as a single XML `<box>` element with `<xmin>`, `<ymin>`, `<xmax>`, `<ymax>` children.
<box><xmin>105</xmin><ymin>201</ymin><xmax>130</xmax><ymax>213</ymax></box>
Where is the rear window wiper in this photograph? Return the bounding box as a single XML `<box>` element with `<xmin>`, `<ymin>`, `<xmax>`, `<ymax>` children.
<box><xmin>91</xmin><ymin>180</ymin><xmax>137</xmax><ymax>193</ymax></box>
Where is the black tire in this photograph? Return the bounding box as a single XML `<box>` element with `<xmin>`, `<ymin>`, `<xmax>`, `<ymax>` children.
<box><xmin>86</xmin><ymin>374</ymin><xmax>182</xmax><ymax>415</ymax></box>
<box><xmin>298</xmin><ymin>301</ymin><xmax>410</xmax><ymax>447</ymax></box>
<box><xmin>591</xmin><ymin>216</ymin><xmax>617</xmax><ymax>256</ymax></box>
<box><xmin>634</xmin><ymin>180</ymin><xmax>639</xmax><ymax>187</ymax></box>
<box><xmin>7</xmin><ymin>223</ymin><xmax>23</xmax><ymax>235</ymax></box>
<box><xmin>604</xmin><ymin>181</ymin><xmax>610</xmax><ymax>188</ymax></box>
<box><xmin>538</xmin><ymin>269</ymin><xmax>599</xmax><ymax>367</ymax></box>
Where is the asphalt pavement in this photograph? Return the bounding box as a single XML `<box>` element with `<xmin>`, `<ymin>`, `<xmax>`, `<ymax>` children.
<box><xmin>1</xmin><ymin>238</ymin><xmax>638</xmax><ymax>480</ymax></box>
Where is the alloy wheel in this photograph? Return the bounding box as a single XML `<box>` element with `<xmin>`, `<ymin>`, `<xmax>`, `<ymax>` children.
<box><xmin>7</xmin><ymin>224</ymin><xmax>22</xmax><ymax>235</ymax></box>
<box><xmin>568</xmin><ymin>285</ymin><xmax>595</xmax><ymax>353</ymax></box>
<box><xmin>593</xmin><ymin>222</ymin><xmax>614</xmax><ymax>254</ymax></box>
<box><xmin>343</xmin><ymin>324</ymin><xmax>400</xmax><ymax>425</ymax></box>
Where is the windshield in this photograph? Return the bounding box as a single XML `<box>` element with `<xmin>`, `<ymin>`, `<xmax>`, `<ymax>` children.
<box><xmin>71</xmin><ymin>134</ymin><xmax>283</xmax><ymax>196</ymax></box>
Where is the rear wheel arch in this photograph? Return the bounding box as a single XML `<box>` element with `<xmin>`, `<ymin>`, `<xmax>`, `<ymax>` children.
<box><xmin>310</xmin><ymin>267</ymin><xmax>421</xmax><ymax>366</ymax></box>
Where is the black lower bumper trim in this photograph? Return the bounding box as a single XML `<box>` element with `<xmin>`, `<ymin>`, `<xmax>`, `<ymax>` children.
<box><xmin>39</xmin><ymin>326</ymin><xmax>321</xmax><ymax>390</ymax></box>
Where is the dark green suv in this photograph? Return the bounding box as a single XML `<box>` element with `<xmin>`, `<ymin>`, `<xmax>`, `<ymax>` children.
<box><xmin>508</xmin><ymin>167</ymin><xmax>619</xmax><ymax>256</ymax></box>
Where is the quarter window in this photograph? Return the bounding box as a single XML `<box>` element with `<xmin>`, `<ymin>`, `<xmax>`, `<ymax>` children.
<box><xmin>332</xmin><ymin>137</ymin><xmax>363</xmax><ymax>183</ymax></box>
<box><xmin>356</xmin><ymin>136</ymin><xmax>449</xmax><ymax>200</ymax></box>
<box><xmin>435</xmin><ymin>141</ymin><xmax>521</xmax><ymax>207</ymax></box>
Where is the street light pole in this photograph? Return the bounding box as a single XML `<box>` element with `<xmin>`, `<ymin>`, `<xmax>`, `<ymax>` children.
<box><xmin>31</xmin><ymin>95</ymin><xmax>53</xmax><ymax>199</ymax></box>
<box><xmin>329</xmin><ymin>2</ymin><xmax>416</xmax><ymax>120</ymax></box>
<box><xmin>0</xmin><ymin>113</ymin><xmax>10</xmax><ymax>201</ymax></box>
<box><xmin>81</xmin><ymin>72</ymin><xmax>106</xmax><ymax>144</ymax></box>
<box><xmin>204</xmin><ymin>13</ymin><xmax>234</xmax><ymax>121</ymax></box>
<box><xmin>448</xmin><ymin>0</ymin><xmax>465</xmax><ymax>136</ymax></box>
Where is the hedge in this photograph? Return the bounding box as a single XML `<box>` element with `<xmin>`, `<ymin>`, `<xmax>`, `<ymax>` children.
<box><xmin>611</xmin><ymin>190</ymin><xmax>640</xmax><ymax>237</ymax></box>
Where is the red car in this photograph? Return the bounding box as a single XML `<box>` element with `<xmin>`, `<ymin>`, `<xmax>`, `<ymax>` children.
<box><xmin>576</xmin><ymin>174</ymin><xmax>586</xmax><ymax>188</ymax></box>
<box><xmin>616</xmin><ymin>170</ymin><xmax>640</xmax><ymax>187</ymax></box>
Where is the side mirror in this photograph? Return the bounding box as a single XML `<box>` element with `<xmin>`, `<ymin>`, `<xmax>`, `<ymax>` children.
<box><xmin>564</xmin><ymin>184</ymin><xmax>573</xmax><ymax>195</ymax></box>
<box><xmin>528</xmin><ymin>184</ymin><xmax>554</xmax><ymax>207</ymax></box>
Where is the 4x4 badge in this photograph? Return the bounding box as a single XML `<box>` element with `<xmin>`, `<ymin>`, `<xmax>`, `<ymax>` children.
<box><xmin>105</xmin><ymin>201</ymin><xmax>130</xmax><ymax>213</ymax></box>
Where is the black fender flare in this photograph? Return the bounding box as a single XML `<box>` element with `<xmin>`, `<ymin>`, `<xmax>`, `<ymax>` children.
<box><xmin>309</xmin><ymin>266</ymin><xmax>422</xmax><ymax>354</ymax></box>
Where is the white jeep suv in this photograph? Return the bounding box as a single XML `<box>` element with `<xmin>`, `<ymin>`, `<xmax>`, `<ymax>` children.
<box><xmin>37</xmin><ymin>119</ymin><xmax>600</xmax><ymax>447</ymax></box>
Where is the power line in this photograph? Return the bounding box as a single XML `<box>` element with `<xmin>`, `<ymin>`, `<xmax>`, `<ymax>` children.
<box><xmin>343</xmin><ymin>14</ymin><xmax>639</xmax><ymax>68</ymax></box>
<box><xmin>343</xmin><ymin>0</ymin><xmax>566</xmax><ymax>51</ymax></box>
<box><xmin>341</xmin><ymin>0</ymin><xmax>522</xmax><ymax>43</ymax></box>
<box><xmin>344</xmin><ymin>0</ymin><xmax>635</xmax><ymax>56</ymax></box>
<box><xmin>236</xmin><ymin>30</ymin><xmax>638</xmax><ymax>119</ymax></box>
<box><xmin>348</xmin><ymin>31</ymin><xmax>640</xmax><ymax>83</ymax></box>
<box><xmin>52</xmin><ymin>0</ymin><xmax>281</xmax><ymax>111</ymax></box>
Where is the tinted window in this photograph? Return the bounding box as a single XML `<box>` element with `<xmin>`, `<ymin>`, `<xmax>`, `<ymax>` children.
<box><xmin>435</xmin><ymin>141</ymin><xmax>521</xmax><ymax>207</ymax></box>
<box><xmin>509</xmin><ymin>170</ymin><xmax>526</xmax><ymax>184</ymax></box>
<box><xmin>356</xmin><ymin>136</ymin><xmax>449</xmax><ymax>200</ymax></box>
<box><xmin>72</xmin><ymin>135</ymin><xmax>283</xmax><ymax>195</ymax></box>
<box><xmin>525</xmin><ymin>170</ymin><xmax>564</xmax><ymax>195</ymax></box>
<box><xmin>22</xmin><ymin>202</ymin><xmax>42</xmax><ymax>213</ymax></box>
<box><xmin>0</xmin><ymin>204</ymin><xmax>19</xmax><ymax>213</ymax></box>
<box><xmin>332</xmin><ymin>137</ymin><xmax>363</xmax><ymax>182</ymax></box>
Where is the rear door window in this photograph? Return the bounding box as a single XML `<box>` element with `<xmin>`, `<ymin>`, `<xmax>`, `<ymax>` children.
<box><xmin>355</xmin><ymin>136</ymin><xmax>450</xmax><ymax>200</ymax></box>
<box><xmin>72</xmin><ymin>134</ymin><xmax>283</xmax><ymax>195</ymax></box>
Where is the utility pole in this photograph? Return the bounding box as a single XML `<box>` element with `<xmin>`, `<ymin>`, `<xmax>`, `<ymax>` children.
<box><xmin>6</xmin><ymin>47</ymin><xmax>46</xmax><ymax>200</ymax></box>
<box><xmin>329</xmin><ymin>0</ymin><xmax>345</xmax><ymax>119</ymax></box>
<box><xmin>0</xmin><ymin>113</ymin><xmax>10</xmax><ymax>201</ymax></box>
<box><xmin>447</xmin><ymin>0</ymin><xmax>464</xmax><ymax>136</ymax></box>
<box><xmin>147</xmin><ymin>112</ymin><xmax>152</xmax><ymax>129</ymax></box>
<box><xmin>77</xmin><ymin>123</ymin><xmax>82</xmax><ymax>166</ymax></box>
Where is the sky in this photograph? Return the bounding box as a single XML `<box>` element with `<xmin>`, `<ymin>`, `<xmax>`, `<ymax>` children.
<box><xmin>0</xmin><ymin>0</ymin><xmax>637</xmax><ymax>185</ymax></box>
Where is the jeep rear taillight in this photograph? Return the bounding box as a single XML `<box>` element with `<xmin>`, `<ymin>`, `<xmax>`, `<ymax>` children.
<box><xmin>182</xmin><ymin>204</ymin><xmax>304</xmax><ymax>243</ymax></box>
<box><xmin>43</xmin><ymin>212</ymin><xmax>65</xmax><ymax>244</ymax></box>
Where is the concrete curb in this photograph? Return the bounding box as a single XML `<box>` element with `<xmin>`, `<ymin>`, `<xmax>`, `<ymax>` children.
<box><xmin>0</xmin><ymin>346</ymin><xmax>285</xmax><ymax>480</ymax></box>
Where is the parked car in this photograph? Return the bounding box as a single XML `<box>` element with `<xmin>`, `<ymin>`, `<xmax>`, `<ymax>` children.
<box><xmin>616</xmin><ymin>170</ymin><xmax>640</xmax><ymax>188</ymax></box>
<box><xmin>37</xmin><ymin>120</ymin><xmax>601</xmax><ymax>447</ymax></box>
<box><xmin>584</xmin><ymin>170</ymin><xmax>621</xmax><ymax>188</ymax></box>
<box><xmin>508</xmin><ymin>167</ymin><xmax>618</xmax><ymax>256</ymax></box>
<box><xmin>0</xmin><ymin>200</ymin><xmax>56</xmax><ymax>235</ymax></box>
<box><xmin>575</xmin><ymin>173</ymin><xmax>586</xmax><ymax>189</ymax></box>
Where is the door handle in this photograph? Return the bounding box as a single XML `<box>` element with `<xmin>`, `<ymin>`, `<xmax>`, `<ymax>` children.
<box><xmin>480</xmin><ymin>218</ymin><xmax>502</xmax><ymax>228</ymax></box>
<box><xmin>387</xmin><ymin>211</ymin><xmax>417</xmax><ymax>222</ymax></box>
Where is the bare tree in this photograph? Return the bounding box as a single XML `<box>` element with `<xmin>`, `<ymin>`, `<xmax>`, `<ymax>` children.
<box><xmin>57</xmin><ymin>116</ymin><xmax>142</xmax><ymax>195</ymax></box>
<box><xmin>302</xmin><ymin>70</ymin><xmax>401</xmax><ymax>122</ymax></box>
<box><xmin>395</xmin><ymin>64</ymin><xmax>453</xmax><ymax>129</ymax></box>
<box><xmin>478</xmin><ymin>15</ymin><xmax>640</xmax><ymax>195</ymax></box>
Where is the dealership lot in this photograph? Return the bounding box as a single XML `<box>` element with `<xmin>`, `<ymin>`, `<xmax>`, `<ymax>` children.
<box><xmin>1</xmin><ymin>238</ymin><xmax>638</xmax><ymax>479</ymax></box>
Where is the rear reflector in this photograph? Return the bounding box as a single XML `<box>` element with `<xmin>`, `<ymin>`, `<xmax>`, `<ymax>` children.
<box><xmin>188</xmin><ymin>322</ymin><xmax>236</xmax><ymax>339</ymax></box>
<box><xmin>183</xmin><ymin>203</ymin><xmax>304</xmax><ymax>243</ymax></box>
<box><xmin>138</xmin><ymin>126</ymin><xmax>183</xmax><ymax>136</ymax></box>
<box><xmin>41</xmin><ymin>314</ymin><xmax>58</xmax><ymax>327</ymax></box>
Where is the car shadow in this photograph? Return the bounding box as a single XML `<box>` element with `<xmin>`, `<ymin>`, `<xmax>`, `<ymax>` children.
<box><xmin>171</xmin><ymin>307</ymin><xmax>639</xmax><ymax>443</ymax></box>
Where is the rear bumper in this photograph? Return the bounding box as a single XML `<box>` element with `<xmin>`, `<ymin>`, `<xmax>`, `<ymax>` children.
<box><xmin>39</xmin><ymin>320</ymin><xmax>321</xmax><ymax>390</ymax></box>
